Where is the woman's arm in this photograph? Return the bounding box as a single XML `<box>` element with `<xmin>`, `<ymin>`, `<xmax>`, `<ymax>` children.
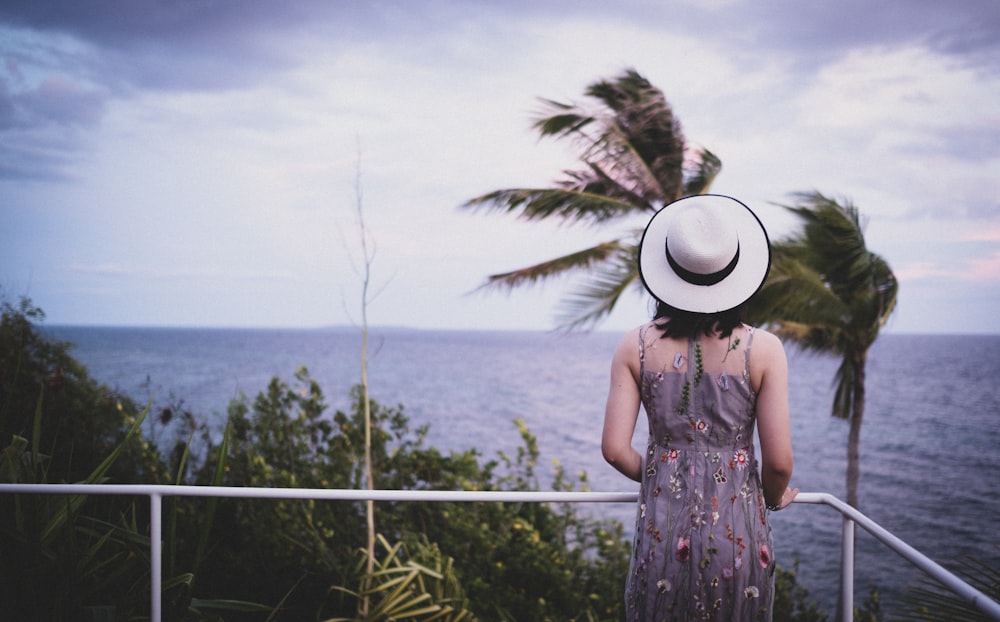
<box><xmin>752</xmin><ymin>330</ymin><xmax>798</xmax><ymax>510</ymax></box>
<box><xmin>602</xmin><ymin>328</ymin><xmax>643</xmax><ymax>482</ymax></box>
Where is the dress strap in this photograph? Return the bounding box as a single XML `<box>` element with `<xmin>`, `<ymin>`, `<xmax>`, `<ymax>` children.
<box><xmin>743</xmin><ymin>325</ymin><xmax>756</xmax><ymax>382</ymax></box>
<box><xmin>638</xmin><ymin>323</ymin><xmax>649</xmax><ymax>375</ymax></box>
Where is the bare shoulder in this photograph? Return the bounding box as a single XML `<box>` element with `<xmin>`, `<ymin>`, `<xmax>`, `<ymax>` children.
<box><xmin>613</xmin><ymin>325</ymin><xmax>643</xmax><ymax>360</ymax></box>
<box><xmin>610</xmin><ymin>325</ymin><xmax>645</xmax><ymax>375</ymax></box>
<box><xmin>751</xmin><ymin>327</ymin><xmax>786</xmax><ymax>359</ymax></box>
<box><xmin>748</xmin><ymin>327</ymin><xmax>788</xmax><ymax>389</ymax></box>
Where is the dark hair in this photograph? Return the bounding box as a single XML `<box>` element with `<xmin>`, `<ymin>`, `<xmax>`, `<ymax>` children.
<box><xmin>652</xmin><ymin>300</ymin><xmax>747</xmax><ymax>340</ymax></box>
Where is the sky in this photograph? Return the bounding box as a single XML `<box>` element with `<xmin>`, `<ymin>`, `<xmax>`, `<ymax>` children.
<box><xmin>2</xmin><ymin>0</ymin><xmax>998</xmax><ymax>334</ymax></box>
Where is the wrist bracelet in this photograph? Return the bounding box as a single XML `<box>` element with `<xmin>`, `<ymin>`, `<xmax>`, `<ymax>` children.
<box><xmin>766</xmin><ymin>502</ymin><xmax>780</xmax><ymax>512</ymax></box>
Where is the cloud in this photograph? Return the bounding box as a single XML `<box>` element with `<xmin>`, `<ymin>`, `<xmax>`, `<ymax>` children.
<box><xmin>2</xmin><ymin>0</ymin><xmax>998</xmax><ymax>332</ymax></box>
<box><xmin>894</xmin><ymin>261</ymin><xmax>952</xmax><ymax>282</ymax></box>
<box><xmin>718</xmin><ymin>0</ymin><xmax>1000</xmax><ymax>71</ymax></box>
<box><xmin>968</xmin><ymin>250</ymin><xmax>1000</xmax><ymax>281</ymax></box>
<box><xmin>17</xmin><ymin>75</ymin><xmax>105</xmax><ymax>127</ymax></box>
<box><xmin>895</xmin><ymin>245</ymin><xmax>1000</xmax><ymax>284</ymax></box>
<box><xmin>928</xmin><ymin>124</ymin><xmax>1000</xmax><ymax>163</ymax></box>
<box><xmin>962</xmin><ymin>226</ymin><xmax>1000</xmax><ymax>243</ymax></box>
<box><xmin>3</xmin><ymin>1</ymin><xmax>997</xmax><ymax>183</ymax></box>
<box><xmin>64</xmin><ymin>262</ymin><xmax>311</xmax><ymax>284</ymax></box>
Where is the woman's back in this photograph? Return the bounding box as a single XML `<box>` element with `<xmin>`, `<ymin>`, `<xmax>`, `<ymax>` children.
<box><xmin>626</xmin><ymin>322</ymin><xmax>775</xmax><ymax>621</ymax></box>
<box><xmin>639</xmin><ymin>322</ymin><xmax>759</xmax><ymax>452</ymax></box>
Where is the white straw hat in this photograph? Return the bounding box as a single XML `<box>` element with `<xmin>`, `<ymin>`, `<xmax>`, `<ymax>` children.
<box><xmin>638</xmin><ymin>194</ymin><xmax>771</xmax><ymax>313</ymax></box>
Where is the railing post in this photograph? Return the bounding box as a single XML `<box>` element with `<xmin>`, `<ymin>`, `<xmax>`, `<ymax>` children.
<box><xmin>150</xmin><ymin>491</ymin><xmax>162</xmax><ymax>622</ymax></box>
<box><xmin>839</xmin><ymin>515</ymin><xmax>855</xmax><ymax>622</ymax></box>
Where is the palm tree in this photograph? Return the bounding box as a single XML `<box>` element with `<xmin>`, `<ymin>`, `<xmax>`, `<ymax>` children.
<box><xmin>748</xmin><ymin>191</ymin><xmax>899</xmax><ymax>508</ymax></box>
<box><xmin>463</xmin><ymin>68</ymin><xmax>722</xmax><ymax>328</ymax></box>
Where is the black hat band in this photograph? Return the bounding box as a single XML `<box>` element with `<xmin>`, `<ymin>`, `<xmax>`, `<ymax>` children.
<box><xmin>665</xmin><ymin>238</ymin><xmax>740</xmax><ymax>287</ymax></box>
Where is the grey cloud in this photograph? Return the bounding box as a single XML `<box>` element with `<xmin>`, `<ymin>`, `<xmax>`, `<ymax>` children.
<box><xmin>0</xmin><ymin>0</ymin><xmax>407</xmax><ymax>103</ymax></box>
<box><xmin>0</xmin><ymin>40</ymin><xmax>107</xmax><ymax>181</ymax></box>
<box><xmin>0</xmin><ymin>1</ymin><xmax>335</xmax><ymax>182</ymax></box>
<box><xmin>6</xmin><ymin>0</ymin><xmax>995</xmax><ymax>93</ymax></box>
<box><xmin>884</xmin><ymin>123</ymin><xmax>1000</xmax><ymax>189</ymax></box>
<box><xmin>4</xmin><ymin>0</ymin><xmax>998</xmax><ymax>61</ymax></box>
<box><xmin>0</xmin><ymin>0</ymin><xmax>467</xmax><ymax>183</ymax></box>
<box><xmin>15</xmin><ymin>76</ymin><xmax>105</xmax><ymax>128</ymax></box>
<box><xmin>0</xmin><ymin>1</ymin><xmax>322</xmax><ymax>49</ymax></box>
<box><xmin>929</xmin><ymin>125</ymin><xmax>1000</xmax><ymax>163</ymax></box>
<box><xmin>1</xmin><ymin>0</ymin><xmax>997</xmax><ymax>184</ymax></box>
<box><xmin>665</xmin><ymin>0</ymin><xmax>1000</xmax><ymax>74</ymax></box>
<box><xmin>0</xmin><ymin>134</ymin><xmax>80</xmax><ymax>182</ymax></box>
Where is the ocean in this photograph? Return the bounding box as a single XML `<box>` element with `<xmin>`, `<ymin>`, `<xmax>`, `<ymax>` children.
<box><xmin>41</xmin><ymin>326</ymin><xmax>1000</xmax><ymax>616</ymax></box>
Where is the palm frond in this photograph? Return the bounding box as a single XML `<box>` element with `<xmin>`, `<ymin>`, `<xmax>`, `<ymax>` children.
<box><xmin>763</xmin><ymin>321</ymin><xmax>837</xmax><ymax>353</ymax></box>
<box><xmin>682</xmin><ymin>147</ymin><xmax>722</xmax><ymax>195</ymax></box>
<box><xmin>866</xmin><ymin>253</ymin><xmax>900</xmax><ymax>330</ymax></box>
<box><xmin>555</xmin><ymin>243</ymin><xmax>642</xmax><ymax>330</ymax></box>
<box><xmin>476</xmin><ymin>240</ymin><xmax>628</xmax><ymax>292</ymax></box>
<box><xmin>760</xmin><ymin>191</ymin><xmax>899</xmax><ymax>338</ymax></box>
<box><xmin>462</xmin><ymin>187</ymin><xmax>646</xmax><ymax>225</ymax></box>
<box><xmin>532</xmin><ymin>102</ymin><xmax>596</xmax><ymax>139</ymax></box>
<box><xmin>896</xmin><ymin>554</ymin><xmax>1000</xmax><ymax>622</ymax></box>
<box><xmin>530</xmin><ymin>69</ymin><xmax>686</xmax><ymax>206</ymax></box>
<box><xmin>831</xmin><ymin>357</ymin><xmax>857</xmax><ymax>420</ymax></box>
<box><xmin>562</xmin><ymin>161</ymin><xmax>657</xmax><ymax>209</ymax></box>
<box><xmin>586</xmin><ymin>70</ymin><xmax>685</xmax><ymax>201</ymax></box>
<box><xmin>748</xmin><ymin>248</ymin><xmax>847</xmax><ymax>337</ymax></box>
<box><xmin>777</xmin><ymin>192</ymin><xmax>873</xmax><ymax>301</ymax></box>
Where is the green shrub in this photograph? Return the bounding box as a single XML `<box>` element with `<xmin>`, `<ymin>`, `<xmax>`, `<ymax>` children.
<box><xmin>185</xmin><ymin>369</ymin><xmax>629</xmax><ymax>620</ymax></box>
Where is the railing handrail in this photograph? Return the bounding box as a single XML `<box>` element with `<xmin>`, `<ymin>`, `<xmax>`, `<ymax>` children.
<box><xmin>0</xmin><ymin>483</ymin><xmax>637</xmax><ymax>503</ymax></box>
<box><xmin>794</xmin><ymin>492</ymin><xmax>1000</xmax><ymax>621</ymax></box>
<box><xmin>2</xmin><ymin>484</ymin><xmax>998</xmax><ymax>622</ymax></box>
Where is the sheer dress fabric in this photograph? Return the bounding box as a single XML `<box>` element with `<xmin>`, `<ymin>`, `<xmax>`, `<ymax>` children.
<box><xmin>626</xmin><ymin>323</ymin><xmax>774</xmax><ymax>621</ymax></box>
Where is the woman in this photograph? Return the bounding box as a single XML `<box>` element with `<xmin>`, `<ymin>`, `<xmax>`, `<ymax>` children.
<box><xmin>602</xmin><ymin>194</ymin><xmax>798</xmax><ymax>621</ymax></box>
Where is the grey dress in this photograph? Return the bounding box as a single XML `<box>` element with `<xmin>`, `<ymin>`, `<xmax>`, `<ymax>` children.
<box><xmin>626</xmin><ymin>323</ymin><xmax>774</xmax><ymax>621</ymax></box>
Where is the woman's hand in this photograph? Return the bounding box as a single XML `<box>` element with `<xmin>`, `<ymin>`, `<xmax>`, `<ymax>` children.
<box><xmin>771</xmin><ymin>486</ymin><xmax>800</xmax><ymax>511</ymax></box>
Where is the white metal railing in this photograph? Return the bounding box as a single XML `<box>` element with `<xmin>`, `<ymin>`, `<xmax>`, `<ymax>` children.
<box><xmin>2</xmin><ymin>485</ymin><xmax>998</xmax><ymax>622</ymax></box>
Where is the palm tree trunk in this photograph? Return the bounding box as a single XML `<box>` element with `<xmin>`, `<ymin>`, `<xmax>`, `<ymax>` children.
<box><xmin>837</xmin><ymin>351</ymin><xmax>868</xmax><ymax>621</ymax></box>
<box><xmin>845</xmin><ymin>352</ymin><xmax>867</xmax><ymax>508</ymax></box>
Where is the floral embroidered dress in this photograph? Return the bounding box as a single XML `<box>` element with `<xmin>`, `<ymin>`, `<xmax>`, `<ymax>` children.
<box><xmin>626</xmin><ymin>323</ymin><xmax>774</xmax><ymax>621</ymax></box>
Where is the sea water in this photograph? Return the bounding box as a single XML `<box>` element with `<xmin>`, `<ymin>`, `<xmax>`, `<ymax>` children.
<box><xmin>41</xmin><ymin>326</ymin><xmax>1000</xmax><ymax>615</ymax></box>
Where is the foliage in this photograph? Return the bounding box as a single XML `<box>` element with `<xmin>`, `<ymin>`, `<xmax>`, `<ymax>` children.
<box><xmin>192</xmin><ymin>370</ymin><xmax>632</xmax><ymax>621</ymax></box>
<box><xmin>328</xmin><ymin>535</ymin><xmax>475</xmax><ymax>622</ymax></box>
<box><xmin>854</xmin><ymin>585</ymin><xmax>883</xmax><ymax>622</ymax></box>
<box><xmin>463</xmin><ymin>68</ymin><xmax>722</xmax><ymax>329</ymax></box>
<box><xmin>0</xmin><ymin>297</ymin><xmax>836</xmax><ymax>621</ymax></box>
<box><xmin>748</xmin><ymin>191</ymin><xmax>898</xmax><ymax>420</ymax></box>
<box><xmin>0</xmin><ymin>402</ymin><xmax>153</xmax><ymax>619</ymax></box>
<box><xmin>772</xmin><ymin>558</ymin><xmax>829</xmax><ymax>622</ymax></box>
<box><xmin>747</xmin><ymin>191</ymin><xmax>898</xmax><ymax>508</ymax></box>
<box><xmin>894</xmin><ymin>554</ymin><xmax>1000</xmax><ymax>621</ymax></box>
<box><xmin>0</xmin><ymin>297</ymin><xmax>153</xmax><ymax>619</ymax></box>
<box><xmin>0</xmin><ymin>296</ymin><xmax>160</xmax><ymax>484</ymax></box>
<box><xmin>0</xmin><ymin>298</ymin><xmax>279</xmax><ymax>620</ymax></box>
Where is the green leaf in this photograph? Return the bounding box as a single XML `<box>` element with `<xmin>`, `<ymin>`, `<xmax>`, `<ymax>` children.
<box><xmin>39</xmin><ymin>403</ymin><xmax>149</xmax><ymax>545</ymax></box>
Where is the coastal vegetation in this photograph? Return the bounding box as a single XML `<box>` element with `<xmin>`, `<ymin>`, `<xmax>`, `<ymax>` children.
<box><xmin>0</xmin><ymin>298</ymin><xmax>843</xmax><ymax>620</ymax></box>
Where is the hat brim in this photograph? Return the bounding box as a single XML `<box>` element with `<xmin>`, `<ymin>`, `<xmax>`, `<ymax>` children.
<box><xmin>638</xmin><ymin>194</ymin><xmax>771</xmax><ymax>314</ymax></box>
